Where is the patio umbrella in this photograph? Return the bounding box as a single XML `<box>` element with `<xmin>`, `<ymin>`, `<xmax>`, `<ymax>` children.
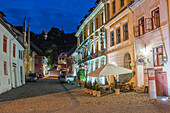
<box><xmin>88</xmin><ymin>64</ymin><xmax>132</xmax><ymax>77</ymax></box>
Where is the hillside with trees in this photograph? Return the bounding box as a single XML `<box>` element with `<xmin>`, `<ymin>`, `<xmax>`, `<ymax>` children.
<box><xmin>30</xmin><ymin>27</ymin><xmax>77</xmax><ymax>66</ymax></box>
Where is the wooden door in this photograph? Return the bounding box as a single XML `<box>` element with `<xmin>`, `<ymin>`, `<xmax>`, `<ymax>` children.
<box><xmin>155</xmin><ymin>72</ymin><xmax>168</xmax><ymax>96</ymax></box>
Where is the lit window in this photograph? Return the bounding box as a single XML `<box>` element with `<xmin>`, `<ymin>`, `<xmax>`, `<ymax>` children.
<box><xmin>110</xmin><ymin>31</ymin><xmax>114</xmax><ymax>46</ymax></box>
<box><xmin>123</xmin><ymin>23</ymin><xmax>129</xmax><ymax>41</ymax></box>
<box><xmin>124</xmin><ymin>53</ymin><xmax>131</xmax><ymax>69</ymax></box>
<box><xmin>153</xmin><ymin>46</ymin><xmax>163</xmax><ymax>67</ymax></box>
<box><xmin>152</xmin><ymin>8</ymin><xmax>160</xmax><ymax>29</ymax></box>
<box><xmin>116</xmin><ymin>28</ymin><xmax>121</xmax><ymax>44</ymax></box>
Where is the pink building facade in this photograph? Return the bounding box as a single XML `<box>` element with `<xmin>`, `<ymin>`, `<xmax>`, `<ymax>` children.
<box><xmin>132</xmin><ymin>0</ymin><xmax>170</xmax><ymax>96</ymax></box>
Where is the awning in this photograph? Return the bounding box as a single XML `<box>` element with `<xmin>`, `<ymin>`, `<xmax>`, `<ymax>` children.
<box><xmin>88</xmin><ymin>64</ymin><xmax>132</xmax><ymax>77</ymax></box>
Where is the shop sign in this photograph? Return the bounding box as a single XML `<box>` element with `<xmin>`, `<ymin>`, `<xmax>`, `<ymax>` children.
<box><xmin>91</xmin><ymin>53</ymin><xmax>97</xmax><ymax>59</ymax></box>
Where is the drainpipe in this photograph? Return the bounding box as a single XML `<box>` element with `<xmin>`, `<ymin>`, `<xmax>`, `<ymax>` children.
<box><xmin>9</xmin><ymin>35</ymin><xmax>18</xmax><ymax>88</ymax></box>
<box><xmin>167</xmin><ymin>0</ymin><xmax>170</xmax><ymax>62</ymax></box>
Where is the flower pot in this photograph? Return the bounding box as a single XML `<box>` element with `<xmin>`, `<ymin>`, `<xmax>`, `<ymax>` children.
<box><xmin>96</xmin><ymin>91</ymin><xmax>101</xmax><ymax>97</ymax></box>
<box><xmin>90</xmin><ymin>89</ymin><xmax>93</xmax><ymax>95</ymax></box>
<box><xmin>93</xmin><ymin>90</ymin><xmax>96</xmax><ymax>96</ymax></box>
<box><xmin>115</xmin><ymin>89</ymin><xmax>120</xmax><ymax>95</ymax></box>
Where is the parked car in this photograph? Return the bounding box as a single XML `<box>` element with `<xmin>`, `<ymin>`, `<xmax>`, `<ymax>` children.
<box><xmin>60</xmin><ymin>74</ymin><xmax>74</xmax><ymax>83</ymax></box>
<box><xmin>27</xmin><ymin>73</ymin><xmax>37</xmax><ymax>82</ymax></box>
<box><xmin>37</xmin><ymin>74</ymin><xmax>43</xmax><ymax>78</ymax></box>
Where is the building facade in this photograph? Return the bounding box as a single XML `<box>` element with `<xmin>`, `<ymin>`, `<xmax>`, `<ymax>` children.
<box><xmin>104</xmin><ymin>0</ymin><xmax>136</xmax><ymax>84</ymax></box>
<box><xmin>75</xmin><ymin>0</ymin><xmax>107</xmax><ymax>83</ymax></box>
<box><xmin>132</xmin><ymin>0</ymin><xmax>170</xmax><ymax>95</ymax></box>
<box><xmin>0</xmin><ymin>12</ymin><xmax>25</xmax><ymax>94</ymax></box>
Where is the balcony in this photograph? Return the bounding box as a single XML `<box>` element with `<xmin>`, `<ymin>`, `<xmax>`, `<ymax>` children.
<box><xmin>134</xmin><ymin>18</ymin><xmax>160</xmax><ymax>37</ymax></box>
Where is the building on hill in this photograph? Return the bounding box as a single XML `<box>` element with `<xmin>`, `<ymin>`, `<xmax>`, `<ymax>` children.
<box><xmin>0</xmin><ymin>11</ymin><xmax>25</xmax><ymax>94</ymax></box>
<box><xmin>58</xmin><ymin>52</ymin><xmax>67</xmax><ymax>70</ymax></box>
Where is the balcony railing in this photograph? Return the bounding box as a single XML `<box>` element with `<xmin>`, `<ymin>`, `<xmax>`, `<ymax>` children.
<box><xmin>134</xmin><ymin>18</ymin><xmax>160</xmax><ymax>37</ymax></box>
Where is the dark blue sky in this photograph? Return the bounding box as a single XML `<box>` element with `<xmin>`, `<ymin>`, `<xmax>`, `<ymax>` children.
<box><xmin>0</xmin><ymin>0</ymin><xmax>96</xmax><ymax>34</ymax></box>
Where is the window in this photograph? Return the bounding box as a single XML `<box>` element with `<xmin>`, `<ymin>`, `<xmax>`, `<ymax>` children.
<box><xmin>153</xmin><ymin>46</ymin><xmax>163</xmax><ymax>67</ymax></box>
<box><xmin>116</xmin><ymin>28</ymin><xmax>121</xmax><ymax>44</ymax></box>
<box><xmin>101</xmin><ymin>37</ymin><xmax>104</xmax><ymax>49</ymax></box>
<box><xmin>3</xmin><ymin>35</ymin><xmax>7</xmax><ymax>53</ymax></box>
<box><xmin>110</xmin><ymin>31</ymin><xmax>114</xmax><ymax>46</ymax></box>
<box><xmin>21</xmin><ymin>51</ymin><xmax>22</xmax><ymax>60</ymax></box>
<box><xmin>90</xmin><ymin>22</ymin><xmax>93</xmax><ymax>34</ymax></box>
<box><xmin>138</xmin><ymin>17</ymin><xmax>145</xmax><ymax>36</ymax></box>
<box><xmin>13</xmin><ymin>44</ymin><xmax>16</xmax><ymax>58</ymax></box>
<box><xmin>113</xmin><ymin>1</ymin><xmax>116</xmax><ymax>14</ymax></box>
<box><xmin>95</xmin><ymin>41</ymin><xmax>98</xmax><ymax>53</ymax></box>
<box><xmin>91</xmin><ymin>62</ymin><xmax>94</xmax><ymax>72</ymax></box>
<box><xmin>100</xmin><ymin>12</ymin><xmax>103</xmax><ymax>25</ymax></box>
<box><xmin>4</xmin><ymin>61</ymin><xmax>8</xmax><ymax>75</ymax></box>
<box><xmin>123</xmin><ymin>23</ymin><xmax>128</xmax><ymax>41</ymax></box>
<box><xmin>95</xmin><ymin>18</ymin><xmax>98</xmax><ymax>30</ymax></box>
<box><xmin>121</xmin><ymin>0</ymin><xmax>124</xmax><ymax>7</ymax></box>
<box><xmin>19</xmin><ymin>50</ymin><xmax>20</xmax><ymax>59</ymax></box>
<box><xmin>95</xmin><ymin>60</ymin><xmax>99</xmax><ymax>69</ymax></box>
<box><xmin>101</xmin><ymin>58</ymin><xmax>104</xmax><ymax>67</ymax></box>
<box><xmin>152</xmin><ymin>8</ymin><xmax>160</xmax><ymax>29</ymax></box>
<box><xmin>91</xmin><ymin>44</ymin><xmax>93</xmax><ymax>54</ymax></box>
<box><xmin>124</xmin><ymin>53</ymin><xmax>131</xmax><ymax>69</ymax></box>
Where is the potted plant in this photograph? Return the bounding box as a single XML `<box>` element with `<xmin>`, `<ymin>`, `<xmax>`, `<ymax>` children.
<box><xmin>89</xmin><ymin>81</ymin><xmax>93</xmax><ymax>95</ymax></box>
<box><xmin>95</xmin><ymin>84</ymin><xmax>101</xmax><ymax>97</ymax></box>
<box><xmin>114</xmin><ymin>78</ymin><xmax>120</xmax><ymax>95</ymax></box>
<box><xmin>84</xmin><ymin>81</ymin><xmax>87</xmax><ymax>93</ymax></box>
<box><xmin>92</xmin><ymin>82</ymin><xmax>97</xmax><ymax>96</ymax></box>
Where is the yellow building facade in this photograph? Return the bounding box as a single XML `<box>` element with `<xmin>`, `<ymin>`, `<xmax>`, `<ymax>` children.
<box><xmin>104</xmin><ymin>0</ymin><xmax>136</xmax><ymax>84</ymax></box>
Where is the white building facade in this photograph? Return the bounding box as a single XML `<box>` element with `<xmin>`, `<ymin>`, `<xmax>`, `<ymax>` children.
<box><xmin>75</xmin><ymin>1</ymin><xmax>106</xmax><ymax>84</ymax></box>
<box><xmin>0</xmin><ymin>13</ymin><xmax>25</xmax><ymax>94</ymax></box>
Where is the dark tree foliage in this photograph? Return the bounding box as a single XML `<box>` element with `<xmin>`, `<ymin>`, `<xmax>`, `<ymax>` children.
<box><xmin>95</xmin><ymin>0</ymin><xmax>101</xmax><ymax>4</ymax></box>
<box><xmin>30</xmin><ymin>27</ymin><xmax>77</xmax><ymax>65</ymax></box>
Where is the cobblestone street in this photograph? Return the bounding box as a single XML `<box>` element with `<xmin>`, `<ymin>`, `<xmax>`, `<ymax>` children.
<box><xmin>0</xmin><ymin>77</ymin><xmax>170</xmax><ymax>113</ymax></box>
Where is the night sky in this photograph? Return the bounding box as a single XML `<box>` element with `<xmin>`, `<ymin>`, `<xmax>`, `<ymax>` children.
<box><xmin>0</xmin><ymin>0</ymin><xmax>96</xmax><ymax>34</ymax></box>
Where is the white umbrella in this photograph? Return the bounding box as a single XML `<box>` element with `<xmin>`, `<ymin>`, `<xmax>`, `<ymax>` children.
<box><xmin>88</xmin><ymin>64</ymin><xmax>132</xmax><ymax>77</ymax></box>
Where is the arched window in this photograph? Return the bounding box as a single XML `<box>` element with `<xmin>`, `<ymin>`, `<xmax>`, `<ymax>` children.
<box><xmin>124</xmin><ymin>53</ymin><xmax>131</xmax><ymax>69</ymax></box>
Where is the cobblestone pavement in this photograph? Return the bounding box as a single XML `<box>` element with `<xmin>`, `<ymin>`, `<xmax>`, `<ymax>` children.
<box><xmin>0</xmin><ymin>77</ymin><xmax>170</xmax><ymax>113</ymax></box>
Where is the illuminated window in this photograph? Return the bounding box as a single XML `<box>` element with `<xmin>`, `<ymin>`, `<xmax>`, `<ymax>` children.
<box><xmin>95</xmin><ymin>18</ymin><xmax>98</xmax><ymax>30</ymax></box>
<box><xmin>95</xmin><ymin>60</ymin><xmax>99</xmax><ymax>70</ymax></box>
<box><xmin>116</xmin><ymin>28</ymin><xmax>121</xmax><ymax>44</ymax></box>
<box><xmin>152</xmin><ymin>8</ymin><xmax>160</xmax><ymax>29</ymax></box>
<box><xmin>91</xmin><ymin>62</ymin><xmax>94</xmax><ymax>72</ymax></box>
<box><xmin>153</xmin><ymin>46</ymin><xmax>163</xmax><ymax>67</ymax></box>
<box><xmin>123</xmin><ymin>23</ymin><xmax>128</xmax><ymax>41</ymax></box>
<box><xmin>124</xmin><ymin>53</ymin><xmax>131</xmax><ymax>69</ymax></box>
<box><xmin>110</xmin><ymin>31</ymin><xmax>114</xmax><ymax>46</ymax></box>
<box><xmin>138</xmin><ymin>17</ymin><xmax>145</xmax><ymax>36</ymax></box>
